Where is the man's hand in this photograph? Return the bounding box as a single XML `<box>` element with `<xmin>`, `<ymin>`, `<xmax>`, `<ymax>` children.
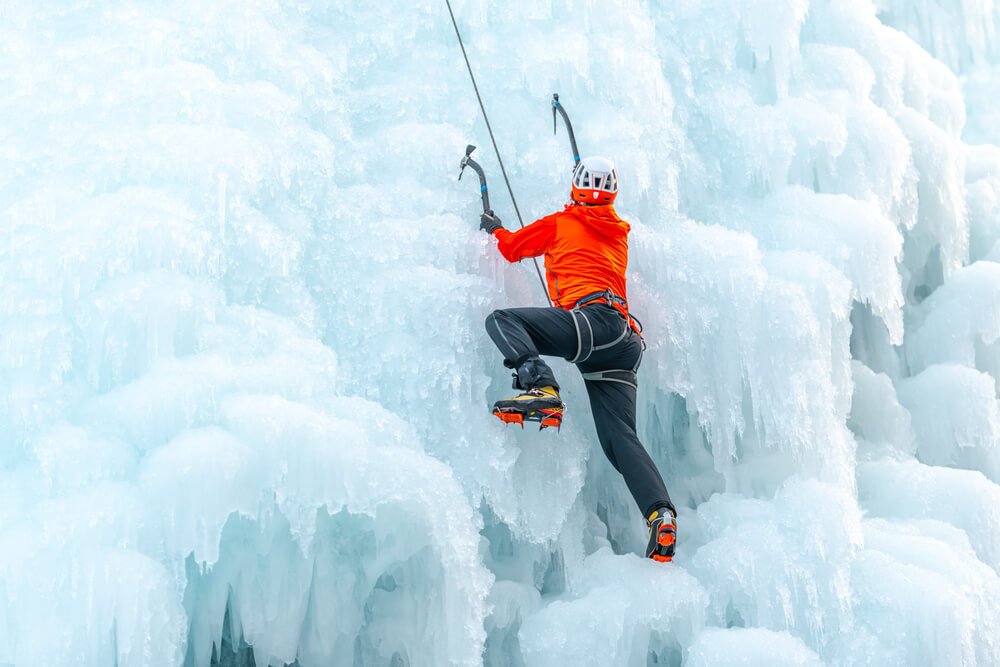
<box><xmin>480</xmin><ymin>210</ymin><xmax>504</xmax><ymax>234</ymax></box>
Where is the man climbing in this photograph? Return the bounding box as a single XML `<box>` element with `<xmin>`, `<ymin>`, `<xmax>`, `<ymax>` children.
<box><xmin>479</xmin><ymin>156</ymin><xmax>677</xmax><ymax>563</ymax></box>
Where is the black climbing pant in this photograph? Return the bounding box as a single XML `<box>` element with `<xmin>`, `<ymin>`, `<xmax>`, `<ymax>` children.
<box><xmin>485</xmin><ymin>304</ymin><xmax>675</xmax><ymax>518</ymax></box>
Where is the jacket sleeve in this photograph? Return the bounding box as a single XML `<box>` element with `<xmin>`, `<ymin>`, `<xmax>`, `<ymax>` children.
<box><xmin>491</xmin><ymin>213</ymin><xmax>558</xmax><ymax>263</ymax></box>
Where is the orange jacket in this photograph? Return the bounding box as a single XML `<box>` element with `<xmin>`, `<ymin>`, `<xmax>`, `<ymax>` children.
<box><xmin>492</xmin><ymin>203</ymin><xmax>632</xmax><ymax>315</ymax></box>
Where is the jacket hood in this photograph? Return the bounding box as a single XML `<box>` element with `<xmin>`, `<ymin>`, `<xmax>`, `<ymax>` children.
<box><xmin>569</xmin><ymin>203</ymin><xmax>630</xmax><ymax>239</ymax></box>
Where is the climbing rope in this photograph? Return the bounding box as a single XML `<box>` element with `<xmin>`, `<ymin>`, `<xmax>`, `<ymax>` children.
<box><xmin>445</xmin><ymin>0</ymin><xmax>552</xmax><ymax>306</ymax></box>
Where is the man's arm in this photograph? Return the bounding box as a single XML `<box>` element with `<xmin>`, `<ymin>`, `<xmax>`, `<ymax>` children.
<box><xmin>486</xmin><ymin>212</ymin><xmax>558</xmax><ymax>263</ymax></box>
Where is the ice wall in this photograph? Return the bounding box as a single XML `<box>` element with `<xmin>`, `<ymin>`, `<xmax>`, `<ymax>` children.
<box><xmin>1</xmin><ymin>0</ymin><xmax>999</xmax><ymax>666</ymax></box>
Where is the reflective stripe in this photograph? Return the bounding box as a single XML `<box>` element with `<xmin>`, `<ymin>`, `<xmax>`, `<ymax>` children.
<box><xmin>486</xmin><ymin>313</ymin><xmax>519</xmax><ymax>362</ymax></box>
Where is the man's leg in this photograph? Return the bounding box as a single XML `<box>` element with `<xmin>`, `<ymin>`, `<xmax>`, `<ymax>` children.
<box><xmin>585</xmin><ymin>377</ymin><xmax>677</xmax><ymax>561</ymax></box>
<box><xmin>485</xmin><ymin>307</ymin><xmax>578</xmax><ymax>390</ymax></box>
<box><xmin>576</xmin><ymin>306</ymin><xmax>676</xmax><ymax>561</ymax></box>
<box><xmin>583</xmin><ymin>378</ymin><xmax>675</xmax><ymax>518</ymax></box>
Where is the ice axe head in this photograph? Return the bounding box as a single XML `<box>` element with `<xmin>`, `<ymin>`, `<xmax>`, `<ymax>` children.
<box><xmin>458</xmin><ymin>144</ymin><xmax>477</xmax><ymax>180</ymax></box>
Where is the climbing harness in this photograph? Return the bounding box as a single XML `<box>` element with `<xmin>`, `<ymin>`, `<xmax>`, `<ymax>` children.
<box><xmin>568</xmin><ymin>292</ymin><xmax>630</xmax><ymax>365</ymax></box>
<box><xmin>569</xmin><ymin>289</ymin><xmax>645</xmax><ymax>390</ymax></box>
<box><xmin>446</xmin><ymin>0</ymin><xmax>551</xmax><ymax>306</ymax></box>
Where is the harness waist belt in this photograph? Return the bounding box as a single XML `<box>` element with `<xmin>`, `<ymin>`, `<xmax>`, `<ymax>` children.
<box><xmin>573</xmin><ymin>289</ymin><xmax>628</xmax><ymax>311</ymax></box>
<box><xmin>572</xmin><ymin>288</ymin><xmax>643</xmax><ymax>335</ymax></box>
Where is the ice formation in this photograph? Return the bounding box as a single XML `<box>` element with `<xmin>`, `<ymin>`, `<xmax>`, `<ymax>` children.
<box><xmin>2</xmin><ymin>0</ymin><xmax>1000</xmax><ymax>665</ymax></box>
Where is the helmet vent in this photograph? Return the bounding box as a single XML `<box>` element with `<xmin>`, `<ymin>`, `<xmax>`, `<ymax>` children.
<box><xmin>571</xmin><ymin>156</ymin><xmax>618</xmax><ymax>203</ymax></box>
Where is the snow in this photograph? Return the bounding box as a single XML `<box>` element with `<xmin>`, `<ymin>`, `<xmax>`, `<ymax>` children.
<box><xmin>2</xmin><ymin>0</ymin><xmax>1000</xmax><ymax>665</ymax></box>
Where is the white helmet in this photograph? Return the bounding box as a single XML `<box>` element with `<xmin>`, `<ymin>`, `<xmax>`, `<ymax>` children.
<box><xmin>571</xmin><ymin>156</ymin><xmax>618</xmax><ymax>205</ymax></box>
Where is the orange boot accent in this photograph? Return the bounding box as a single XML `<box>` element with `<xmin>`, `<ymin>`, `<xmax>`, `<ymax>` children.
<box><xmin>646</xmin><ymin>509</ymin><xmax>677</xmax><ymax>563</ymax></box>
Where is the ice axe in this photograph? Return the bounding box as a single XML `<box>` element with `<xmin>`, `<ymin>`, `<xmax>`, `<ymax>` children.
<box><xmin>552</xmin><ymin>94</ymin><xmax>581</xmax><ymax>166</ymax></box>
<box><xmin>458</xmin><ymin>144</ymin><xmax>491</xmax><ymax>214</ymax></box>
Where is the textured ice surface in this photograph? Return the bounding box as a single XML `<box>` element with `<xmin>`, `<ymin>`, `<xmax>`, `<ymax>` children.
<box><xmin>686</xmin><ymin>627</ymin><xmax>823</xmax><ymax>667</ymax></box>
<box><xmin>2</xmin><ymin>0</ymin><xmax>1000</xmax><ymax>665</ymax></box>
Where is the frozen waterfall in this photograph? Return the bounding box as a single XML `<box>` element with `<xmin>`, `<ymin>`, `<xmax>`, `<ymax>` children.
<box><xmin>2</xmin><ymin>0</ymin><xmax>1000</xmax><ymax>665</ymax></box>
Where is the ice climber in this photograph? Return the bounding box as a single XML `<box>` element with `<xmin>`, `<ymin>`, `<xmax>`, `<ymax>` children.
<box><xmin>479</xmin><ymin>156</ymin><xmax>677</xmax><ymax>563</ymax></box>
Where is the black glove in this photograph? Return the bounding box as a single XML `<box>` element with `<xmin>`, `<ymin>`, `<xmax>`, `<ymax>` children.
<box><xmin>480</xmin><ymin>210</ymin><xmax>503</xmax><ymax>234</ymax></box>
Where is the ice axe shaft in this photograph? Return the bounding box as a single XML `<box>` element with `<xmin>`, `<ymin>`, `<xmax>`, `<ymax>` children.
<box><xmin>552</xmin><ymin>94</ymin><xmax>581</xmax><ymax>166</ymax></box>
<box><xmin>458</xmin><ymin>144</ymin><xmax>491</xmax><ymax>213</ymax></box>
<box><xmin>446</xmin><ymin>0</ymin><xmax>553</xmax><ymax>306</ymax></box>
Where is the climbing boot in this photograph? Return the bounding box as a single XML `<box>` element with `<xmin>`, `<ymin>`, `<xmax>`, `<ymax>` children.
<box><xmin>492</xmin><ymin>386</ymin><xmax>564</xmax><ymax>430</ymax></box>
<box><xmin>646</xmin><ymin>508</ymin><xmax>677</xmax><ymax>563</ymax></box>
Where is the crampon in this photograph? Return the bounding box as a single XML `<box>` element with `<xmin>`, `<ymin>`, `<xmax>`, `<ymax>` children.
<box><xmin>492</xmin><ymin>386</ymin><xmax>565</xmax><ymax>430</ymax></box>
<box><xmin>493</xmin><ymin>405</ymin><xmax>564</xmax><ymax>430</ymax></box>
